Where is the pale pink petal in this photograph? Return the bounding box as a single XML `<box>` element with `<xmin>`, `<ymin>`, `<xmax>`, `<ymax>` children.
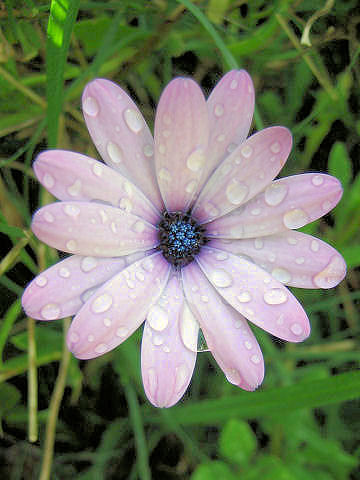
<box><xmin>200</xmin><ymin>70</ymin><xmax>254</xmax><ymax>187</ymax></box>
<box><xmin>182</xmin><ymin>263</ymin><xmax>264</xmax><ymax>390</ymax></box>
<box><xmin>210</xmin><ymin>232</ymin><xmax>346</xmax><ymax>289</ymax></box>
<box><xmin>141</xmin><ymin>275</ymin><xmax>197</xmax><ymax>407</ymax></box>
<box><xmin>154</xmin><ymin>78</ymin><xmax>209</xmax><ymax>211</ymax></box>
<box><xmin>22</xmin><ymin>255</ymin><xmax>127</xmax><ymax>320</ymax></box>
<box><xmin>196</xmin><ymin>247</ymin><xmax>310</xmax><ymax>342</ymax></box>
<box><xmin>34</xmin><ymin>150</ymin><xmax>160</xmax><ymax>224</ymax></box>
<box><xmin>82</xmin><ymin>79</ymin><xmax>162</xmax><ymax>210</ymax></box>
<box><xmin>206</xmin><ymin>174</ymin><xmax>343</xmax><ymax>238</ymax></box>
<box><xmin>32</xmin><ymin>202</ymin><xmax>158</xmax><ymax>257</ymax></box>
<box><xmin>193</xmin><ymin>127</ymin><xmax>292</xmax><ymax>222</ymax></box>
<box><xmin>67</xmin><ymin>253</ymin><xmax>170</xmax><ymax>359</ymax></box>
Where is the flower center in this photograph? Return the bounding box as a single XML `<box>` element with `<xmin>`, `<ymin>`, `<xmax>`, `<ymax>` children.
<box><xmin>158</xmin><ymin>211</ymin><xmax>208</xmax><ymax>268</ymax></box>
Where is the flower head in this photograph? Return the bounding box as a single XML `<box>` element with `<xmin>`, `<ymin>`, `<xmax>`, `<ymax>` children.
<box><xmin>22</xmin><ymin>70</ymin><xmax>346</xmax><ymax>407</ymax></box>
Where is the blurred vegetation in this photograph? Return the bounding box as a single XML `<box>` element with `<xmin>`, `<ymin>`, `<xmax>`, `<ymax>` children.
<box><xmin>0</xmin><ymin>0</ymin><xmax>359</xmax><ymax>479</ymax></box>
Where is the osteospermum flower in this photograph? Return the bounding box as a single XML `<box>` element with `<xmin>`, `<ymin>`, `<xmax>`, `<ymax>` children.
<box><xmin>22</xmin><ymin>70</ymin><xmax>346</xmax><ymax>407</ymax></box>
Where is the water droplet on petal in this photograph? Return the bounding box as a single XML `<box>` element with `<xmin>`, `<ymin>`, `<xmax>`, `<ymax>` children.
<box><xmin>143</xmin><ymin>144</ymin><xmax>154</xmax><ymax>157</ymax></box>
<box><xmin>270</xmin><ymin>141</ymin><xmax>281</xmax><ymax>153</ymax></box>
<box><xmin>83</xmin><ymin>96</ymin><xmax>99</xmax><ymax>116</ymax></box>
<box><xmin>91</xmin><ymin>293</ymin><xmax>113</xmax><ymax>313</ymax></box>
<box><xmin>119</xmin><ymin>198</ymin><xmax>132</xmax><ymax>213</ymax></box>
<box><xmin>290</xmin><ymin>323</ymin><xmax>303</xmax><ymax>335</ymax></box>
<box><xmin>244</xmin><ymin>340</ymin><xmax>252</xmax><ymax>350</ymax></box>
<box><xmin>142</xmin><ymin>257</ymin><xmax>154</xmax><ymax>272</ymax></box>
<box><xmin>204</xmin><ymin>202</ymin><xmax>219</xmax><ymax>217</ymax></box>
<box><xmin>44</xmin><ymin>211</ymin><xmax>54</xmax><ymax>223</ymax></box>
<box><xmin>43</xmin><ymin>173</ymin><xmax>55</xmax><ymax>189</ymax></box>
<box><xmin>186</xmin><ymin>148</ymin><xmax>205</xmax><ymax>172</ymax></box>
<box><xmin>241</xmin><ymin>145</ymin><xmax>253</xmax><ymax>158</ymax></box>
<box><xmin>214</xmin><ymin>104</ymin><xmax>224</xmax><ymax>117</ymax></box>
<box><xmin>237</xmin><ymin>291</ymin><xmax>252</xmax><ymax>303</ymax></box>
<box><xmin>263</xmin><ymin>288</ymin><xmax>288</xmax><ymax>305</ymax></box>
<box><xmin>147</xmin><ymin>305</ymin><xmax>168</xmax><ymax>331</ymax></box>
<box><xmin>81</xmin><ymin>257</ymin><xmax>98</xmax><ymax>272</ymax></box>
<box><xmin>147</xmin><ymin>368</ymin><xmax>157</xmax><ymax>397</ymax></box>
<box><xmin>64</xmin><ymin>204</ymin><xmax>80</xmax><ymax>218</ymax></box>
<box><xmin>226</xmin><ymin>368</ymin><xmax>241</xmax><ymax>385</ymax></box>
<box><xmin>215</xmin><ymin>251</ymin><xmax>228</xmax><ymax>261</ymax></box>
<box><xmin>103</xmin><ymin>318</ymin><xmax>112</xmax><ymax>327</ymax></box>
<box><xmin>264</xmin><ymin>183</ymin><xmax>288</xmax><ymax>206</ymax></box>
<box><xmin>66</xmin><ymin>240</ymin><xmax>77</xmax><ymax>251</ymax></box>
<box><xmin>153</xmin><ymin>335</ymin><xmax>164</xmax><ymax>346</ymax></box>
<box><xmin>116</xmin><ymin>326</ymin><xmax>129</xmax><ymax>337</ymax></box>
<box><xmin>283</xmin><ymin>209</ymin><xmax>309</xmax><ymax>229</ymax></box>
<box><xmin>179</xmin><ymin>303</ymin><xmax>199</xmax><ymax>352</ymax></box>
<box><xmin>271</xmin><ymin>267</ymin><xmax>291</xmax><ymax>284</ymax></box>
<box><xmin>132</xmin><ymin>220</ymin><xmax>145</xmax><ymax>233</ymax></box>
<box><xmin>95</xmin><ymin>343</ymin><xmax>108</xmax><ymax>354</ymax></box>
<box><xmin>312</xmin><ymin>175</ymin><xmax>324</xmax><ymax>186</ymax></box>
<box><xmin>158</xmin><ymin>167</ymin><xmax>172</xmax><ymax>182</ymax></box>
<box><xmin>175</xmin><ymin>364</ymin><xmax>189</xmax><ymax>393</ymax></box>
<box><xmin>254</xmin><ymin>238</ymin><xmax>263</xmax><ymax>250</ymax></box>
<box><xmin>185</xmin><ymin>179</ymin><xmax>197</xmax><ymax>194</ymax></box>
<box><xmin>69</xmin><ymin>332</ymin><xmax>79</xmax><ymax>343</ymax></box>
<box><xmin>251</xmin><ymin>354</ymin><xmax>261</xmax><ymax>364</ymax></box>
<box><xmin>35</xmin><ymin>275</ymin><xmax>47</xmax><ymax>287</ymax></box>
<box><xmin>226</xmin><ymin>180</ymin><xmax>248</xmax><ymax>205</ymax></box>
<box><xmin>311</xmin><ymin>240</ymin><xmax>319</xmax><ymax>252</ymax></box>
<box><xmin>295</xmin><ymin>257</ymin><xmax>305</xmax><ymax>265</ymax></box>
<box><xmin>59</xmin><ymin>267</ymin><xmax>70</xmax><ymax>278</ymax></box>
<box><xmin>41</xmin><ymin>303</ymin><xmax>60</xmax><ymax>320</ymax></box>
<box><xmin>313</xmin><ymin>255</ymin><xmax>345</xmax><ymax>288</ymax></box>
<box><xmin>107</xmin><ymin>141</ymin><xmax>123</xmax><ymax>164</ymax></box>
<box><xmin>67</xmin><ymin>179</ymin><xmax>82</xmax><ymax>196</ymax></box>
<box><xmin>92</xmin><ymin>164</ymin><xmax>103</xmax><ymax>177</ymax></box>
<box><xmin>123</xmin><ymin>108</ymin><xmax>144</xmax><ymax>133</ymax></box>
<box><xmin>230</xmin><ymin>79</ymin><xmax>238</xmax><ymax>89</ymax></box>
<box><xmin>210</xmin><ymin>268</ymin><xmax>232</xmax><ymax>288</ymax></box>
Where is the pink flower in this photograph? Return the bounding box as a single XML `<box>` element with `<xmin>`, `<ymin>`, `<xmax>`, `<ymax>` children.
<box><xmin>22</xmin><ymin>71</ymin><xmax>346</xmax><ymax>407</ymax></box>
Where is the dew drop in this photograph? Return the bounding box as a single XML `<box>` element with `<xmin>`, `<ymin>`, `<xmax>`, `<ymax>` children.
<box><xmin>295</xmin><ymin>257</ymin><xmax>305</xmax><ymax>265</ymax></box>
<box><xmin>264</xmin><ymin>183</ymin><xmax>288</xmax><ymax>206</ymax></box>
<box><xmin>143</xmin><ymin>144</ymin><xmax>154</xmax><ymax>157</ymax></box>
<box><xmin>214</xmin><ymin>104</ymin><xmax>224</xmax><ymax>117</ymax></box>
<box><xmin>95</xmin><ymin>343</ymin><xmax>107</xmax><ymax>354</ymax></box>
<box><xmin>312</xmin><ymin>175</ymin><xmax>324</xmax><ymax>186</ymax></box>
<box><xmin>35</xmin><ymin>275</ymin><xmax>47</xmax><ymax>287</ymax></box>
<box><xmin>204</xmin><ymin>202</ymin><xmax>220</xmax><ymax>218</ymax></box>
<box><xmin>220</xmin><ymin>163</ymin><xmax>232</xmax><ymax>176</ymax></box>
<box><xmin>158</xmin><ymin>167</ymin><xmax>172</xmax><ymax>182</ymax></box>
<box><xmin>217</xmin><ymin>134</ymin><xmax>226</xmax><ymax>142</ymax></box>
<box><xmin>142</xmin><ymin>257</ymin><xmax>154</xmax><ymax>272</ymax></box>
<box><xmin>116</xmin><ymin>326</ymin><xmax>129</xmax><ymax>338</ymax></box>
<box><xmin>41</xmin><ymin>303</ymin><xmax>60</xmax><ymax>320</ymax></box>
<box><xmin>185</xmin><ymin>179</ymin><xmax>197</xmax><ymax>194</ymax></box>
<box><xmin>179</xmin><ymin>303</ymin><xmax>199</xmax><ymax>352</ymax></box>
<box><xmin>64</xmin><ymin>204</ymin><xmax>80</xmax><ymax>218</ymax></box>
<box><xmin>263</xmin><ymin>288</ymin><xmax>288</xmax><ymax>305</ymax></box>
<box><xmin>163</xmin><ymin>113</ymin><xmax>171</xmax><ymax>125</ymax></box>
<box><xmin>153</xmin><ymin>335</ymin><xmax>164</xmax><ymax>346</ymax></box>
<box><xmin>44</xmin><ymin>211</ymin><xmax>54</xmax><ymax>223</ymax></box>
<box><xmin>186</xmin><ymin>148</ymin><xmax>205</xmax><ymax>172</ymax></box>
<box><xmin>226</xmin><ymin>180</ymin><xmax>248</xmax><ymax>205</ymax></box>
<box><xmin>107</xmin><ymin>141</ymin><xmax>123</xmax><ymax>164</ymax></box>
<box><xmin>132</xmin><ymin>220</ymin><xmax>145</xmax><ymax>233</ymax></box>
<box><xmin>83</xmin><ymin>96</ymin><xmax>99</xmax><ymax>116</ymax></box>
<box><xmin>81</xmin><ymin>257</ymin><xmax>98</xmax><ymax>272</ymax></box>
<box><xmin>270</xmin><ymin>141</ymin><xmax>281</xmax><ymax>153</ymax></box>
<box><xmin>147</xmin><ymin>305</ymin><xmax>169</xmax><ymax>331</ymax></box>
<box><xmin>119</xmin><ymin>198</ymin><xmax>132</xmax><ymax>213</ymax></box>
<box><xmin>201</xmin><ymin>295</ymin><xmax>209</xmax><ymax>303</ymax></box>
<box><xmin>271</xmin><ymin>267</ymin><xmax>291</xmax><ymax>284</ymax></box>
<box><xmin>67</xmin><ymin>179</ymin><xmax>82</xmax><ymax>196</ymax></box>
<box><xmin>135</xmin><ymin>271</ymin><xmax>145</xmax><ymax>281</ymax></box>
<box><xmin>251</xmin><ymin>208</ymin><xmax>261</xmax><ymax>215</ymax></box>
<box><xmin>241</xmin><ymin>145</ymin><xmax>253</xmax><ymax>158</ymax></box>
<box><xmin>91</xmin><ymin>293</ymin><xmax>113</xmax><ymax>313</ymax></box>
<box><xmin>66</xmin><ymin>240</ymin><xmax>77</xmax><ymax>251</ymax></box>
<box><xmin>313</xmin><ymin>255</ymin><xmax>345</xmax><ymax>288</ymax></box>
<box><xmin>123</xmin><ymin>108</ymin><xmax>144</xmax><ymax>133</ymax></box>
<box><xmin>254</xmin><ymin>238</ymin><xmax>263</xmax><ymax>250</ymax></box>
<box><xmin>290</xmin><ymin>323</ymin><xmax>303</xmax><ymax>335</ymax></box>
<box><xmin>230</xmin><ymin>224</ymin><xmax>244</xmax><ymax>237</ymax></box>
<box><xmin>215</xmin><ymin>251</ymin><xmax>228</xmax><ymax>261</ymax></box>
<box><xmin>88</xmin><ymin>334</ymin><xmax>94</xmax><ymax>342</ymax></box>
<box><xmin>103</xmin><ymin>318</ymin><xmax>112</xmax><ymax>327</ymax></box>
<box><xmin>210</xmin><ymin>268</ymin><xmax>232</xmax><ymax>288</ymax></box>
<box><xmin>43</xmin><ymin>173</ymin><xmax>55</xmax><ymax>189</ymax></box>
<box><xmin>322</xmin><ymin>200</ymin><xmax>331</xmax><ymax>211</ymax></box>
<box><xmin>237</xmin><ymin>291</ymin><xmax>252</xmax><ymax>303</ymax></box>
<box><xmin>283</xmin><ymin>209</ymin><xmax>309</xmax><ymax>229</ymax></box>
<box><xmin>92</xmin><ymin>164</ymin><xmax>103</xmax><ymax>177</ymax></box>
<box><xmin>163</xmin><ymin>345</ymin><xmax>170</xmax><ymax>353</ymax></box>
<box><xmin>230</xmin><ymin>79</ymin><xmax>238</xmax><ymax>89</ymax></box>
<box><xmin>226</xmin><ymin>368</ymin><xmax>241</xmax><ymax>385</ymax></box>
<box><xmin>69</xmin><ymin>332</ymin><xmax>79</xmax><ymax>343</ymax></box>
<box><xmin>59</xmin><ymin>267</ymin><xmax>70</xmax><ymax>278</ymax></box>
<box><xmin>251</xmin><ymin>354</ymin><xmax>261</xmax><ymax>364</ymax></box>
<box><xmin>244</xmin><ymin>341</ymin><xmax>252</xmax><ymax>350</ymax></box>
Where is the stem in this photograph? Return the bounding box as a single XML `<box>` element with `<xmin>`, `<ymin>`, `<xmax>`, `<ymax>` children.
<box><xmin>39</xmin><ymin>318</ymin><xmax>71</xmax><ymax>480</ymax></box>
<box><xmin>27</xmin><ymin>317</ymin><xmax>38</xmax><ymax>443</ymax></box>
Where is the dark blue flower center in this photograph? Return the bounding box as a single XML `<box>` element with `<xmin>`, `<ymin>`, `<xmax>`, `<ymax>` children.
<box><xmin>158</xmin><ymin>211</ymin><xmax>208</xmax><ymax>268</ymax></box>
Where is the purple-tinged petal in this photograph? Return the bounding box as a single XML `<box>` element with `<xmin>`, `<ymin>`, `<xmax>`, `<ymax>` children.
<box><xmin>200</xmin><ymin>70</ymin><xmax>255</xmax><ymax>187</ymax></box>
<box><xmin>154</xmin><ymin>78</ymin><xmax>209</xmax><ymax>212</ymax></box>
<box><xmin>32</xmin><ymin>202</ymin><xmax>158</xmax><ymax>257</ymax></box>
<box><xmin>34</xmin><ymin>151</ymin><xmax>160</xmax><ymax>224</ymax></box>
<box><xmin>193</xmin><ymin>127</ymin><xmax>292</xmax><ymax>222</ymax></box>
<box><xmin>141</xmin><ymin>275</ymin><xmax>197</xmax><ymax>407</ymax></box>
<box><xmin>206</xmin><ymin>174</ymin><xmax>343</xmax><ymax>238</ymax></box>
<box><xmin>196</xmin><ymin>247</ymin><xmax>310</xmax><ymax>342</ymax></box>
<box><xmin>67</xmin><ymin>253</ymin><xmax>170</xmax><ymax>359</ymax></box>
<box><xmin>211</xmin><ymin>232</ymin><xmax>346</xmax><ymax>289</ymax></box>
<box><xmin>182</xmin><ymin>263</ymin><xmax>264</xmax><ymax>390</ymax></box>
<box><xmin>82</xmin><ymin>79</ymin><xmax>163</xmax><ymax>210</ymax></box>
<box><xmin>22</xmin><ymin>255</ymin><xmax>127</xmax><ymax>320</ymax></box>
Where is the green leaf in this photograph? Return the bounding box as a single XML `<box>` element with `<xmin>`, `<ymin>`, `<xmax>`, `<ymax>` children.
<box><xmin>340</xmin><ymin>244</ymin><xmax>360</xmax><ymax>269</ymax></box>
<box><xmin>147</xmin><ymin>372</ymin><xmax>360</xmax><ymax>425</ymax></box>
<box><xmin>0</xmin><ymin>382</ymin><xmax>21</xmax><ymax>428</ymax></box>
<box><xmin>219</xmin><ymin>419</ymin><xmax>257</xmax><ymax>465</ymax></box>
<box><xmin>328</xmin><ymin>142</ymin><xmax>352</xmax><ymax>187</ymax></box>
<box><xmin>10</xmin><ymin>325</ymin><xmax>62</xmax><ymax>353</ymax></box>
<box><xmin>46</xmin><ymin>0</ymin><xmax>80</xmax><ymax>147</ymax></box>
<box><xmin>242</xmin><ymin>455</ymin><xmax>296</xmax><ymax>480</ymax></box>
<box><xmin>191</xmin><ymin>461</ymin><xmax>237</xmax><ymax>480</ymax></box>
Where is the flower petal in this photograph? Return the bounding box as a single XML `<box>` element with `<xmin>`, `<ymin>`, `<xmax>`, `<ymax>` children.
<box><xmin>22</xmin><ymin>255</ymin><xmax>127</xmax><ymax>320</ymax></box>
<box><xmin>67</xmin><ymin>252</ymin><xmax>170</xmax><ymax>359</ymax></box>
<box><xmin>154</xmin><ymin>78</ymin><xmax>209</xmax><ymax>211</ymax></box>
<box><xmin>200</xmin><ymin>70</ymin><xmax>255</xmax><ymax>187</ymax></box>
<box><xmin>196</xmin><ymin>247</ymin><xmax>310</xmax><ymax>342</ymax></box>
<box><xmin>182</xmin><ymin>263</ymin><xmax>264</xmax><ymax>390</ymax></box>
<box><xmin>82</xmin><ymin>79</ymin><xmax>162</xmax><ymax>210</ymax></box>
<box><xmin>206</xmin><ymin>174</ymin><xmax>343</xmax><ymax>238</ymax></box>
<box><xmin>141</xmin><ymin>275</ymin><xmax>197</xmax><ymax>407</ymax></box>
<box><xmin>211</xmin><ymin>231</ymin><xmax>346</xmax><ymax>289</ymax></box>
<box><xmin>32</xmin><ymin>201</ymin><xmax>158</xmax><ymax>257</ymax></box>
<box><xmin>193</xmin><ymin>127</ymin><xmax>292</xmax><ymax>222</ymax></box>
<box><xmin>34</xmin><ymin>150</ymin><xmax>160</xmax><ymax>224</ymax></box>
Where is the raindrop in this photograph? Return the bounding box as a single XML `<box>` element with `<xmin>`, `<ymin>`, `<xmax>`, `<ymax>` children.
<box><xmin>251</xmin><ymin>354</ymin><xmax>261</xmax><ymax>364</ymax></box>
<box><xmin>283</xmin><ymin>209</ymin><xmax>309</xmax><ymax>229</ymax></box>
<box><xmin>226</xmin><ymin>180</ymin><xmax>248</xmax><ymax>205</ymax></box>
<box><xmin>147</xmin><ymin>305</ymin><xmax>169</xmax><ymax>331</ymax></box>
<box><xmin>210</xmin><ymin>268</ymin><xmax>232</xmax><ymax>288</ymax></box>
<box><xmin>313</xmin><ymin>255</ymin><xmax>345</xmax><ymax>288</ymax></box>
<box><xmin>116</xmin><ymin>326</ymin><xmax>129</xmax><ymax>338</ymax></box>
<box><xmin>43</xmin><ymin>173</ymin><xmax>55</xmax><ymax>189</ymax></box>
<box><xmin>185</xmin><ymin>179</ymin><xmax>197</xmax><ymax>194</ymax></box>
<box><xmin>95</xmin><ymin>343</ymin><xmax>107</xmax><ymax>354</ymax></box>
<box><xmin>179</xmin><ymin>303</ymin><xmax>199</xmax><ymax>352</ymax></box>
<box><xmin>312</xmin><ymin>175</ymin><xmax>324</xmax><ymax>186</ymax></box>
<box><xmin>67</xmin><ymin>179</ymin><xmax>82</xmax><ymax>196</ymax></box>
<box><xmin>254</xmin><ymin>238</ymin><xmax>263</xmax><ymax>250</ymax></box>
<box><xmin>35</xmin><ymin>276</ymin><xmax>47</xmax><ymax>287</ymax></box>
<box><xmin>158</xmin><ymin>168</ymin><xmax>172</xmax><ymax>182</ymax></box>
<box><xmin>69</xmin><ymin>332</ymin><xmax>79</xmax><ymax>343</ymax></box>
<box><xmin>92</xmin><ymin>164</ymin><xmax>103</xmax><ymax>177</ymax></box>
<box><xmin>91</xmin><ymin>293</ymin><xmax>113</xmax><ymax>313</ymax></box>
<box><xmin>264</xmin><ymin>183</ymin><xmax>288</xmax><ymax>206</ymax></box>
<box><xmin>66</xmin><ymin>240</ymin><xmax>77</xmax><ymax>251</ymax></box>
<box><xmin>143</xmin><ymin>144</ymin><xmax>154</xmax><ymax>157</ymax></box>
<box><xmin>119</xmin><ymin>198</ymin><xmax>132</xmax><ymax>213</ymax></box>
<box><xmin>103</xmin><ymin>318</ymin><xmax>112</xmax><ymax>327</ymax></box>
<box><xmin>123</xmin><ymin>108</ymin><xmax>144</xmax><ymax>133</ymax></box>
<box><xmin>59</xmin><ymin>267</ymin><xmax>70</xmax><ymax>278</ymax></box>
<box><xmin>226</xmin><ymin>368</ymin><xmax>241</xmax><ymax>385</ymax></box>
<box><xmin>263</xmin><ymin>288</ymin><xmax>288</xmax><ymax>305</ymax></box>
<box><xmin>186</xmin><ymin>148</ymin><xmax>205</xmax><ymax>172</ymax></box>
<box><xmin>175</xmin><ymin>364</ymin><xmax>189</xmax><ymax>393</ymax></box>
<box><xmin>290</xmin><ymin>323</ymin><xmax>303</xmax><ymax>335</ymax></box>
<box><xmin>230</xmin><ymin>79</ymin><xmax>238</xmax><ymax>89</ymax></box>
<box><xmin>132</xmin><ymin>220</ymin><xmax>146</xmax><ymax>233</ymax></box>
<box><xmin>270</xmin><ymin>141</ymin><xmax>281</xmax><ymax>153</ymax></box>
<box><xmin>204</xmin><ymin>202</ymin><xmax>220</xmax><ymax>217</ymax></box>
<box><xmin>271</xmin><ymin>267</ymin><xmax>291</xmax><ymax>284</ymax></box>
<box><xmin>44</xmin><ymin>212</ymin><xmax>54</xmax><ymax>223</ymax></box>
<box><xmin>107</xmin><ymin>141</ymin><xmax>123</xmax><ymax>164</ymax></box>
<box><xmin>64</xmin><ymin>204</ymin><xmax>80</xmax><ymax>218</ymax></box>
<box><xmin>41</xmin><ymin>303</ymin><xmax>60</xmax><ymax>320</ymax></box>
<box><xmin>237</xmin><ymin>291</ymin><xmax>252</xmax><ymax>303</ymax></box>
<box><xmin>241</xmin><ymin>145</ymin><xmax>253</xmax><ymax>158</ymax></box>
<box><xmin>214</xmin><ymin>104</ymin><xmax>224</xmax><ymax>117</ymax></box>
<box><xmin>83</xmin><ymin>96</ymin><xmax>99</xmax><ymax>116</ymax></box>
<box><xmin>81</xmin><ymin>257</ymin><xmax>98</xmax><ymax>272</ymax></box>
<box><xmin>311</xmin><ymin>240</ymin><xmax>319</xmax><ymax>252</ymax></box>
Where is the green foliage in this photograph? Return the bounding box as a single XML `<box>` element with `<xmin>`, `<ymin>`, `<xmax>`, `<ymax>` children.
<box><xmin>0</xmin><ymin>0</ymin><xmax>359</xmax><ymax>478</ymax></box>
